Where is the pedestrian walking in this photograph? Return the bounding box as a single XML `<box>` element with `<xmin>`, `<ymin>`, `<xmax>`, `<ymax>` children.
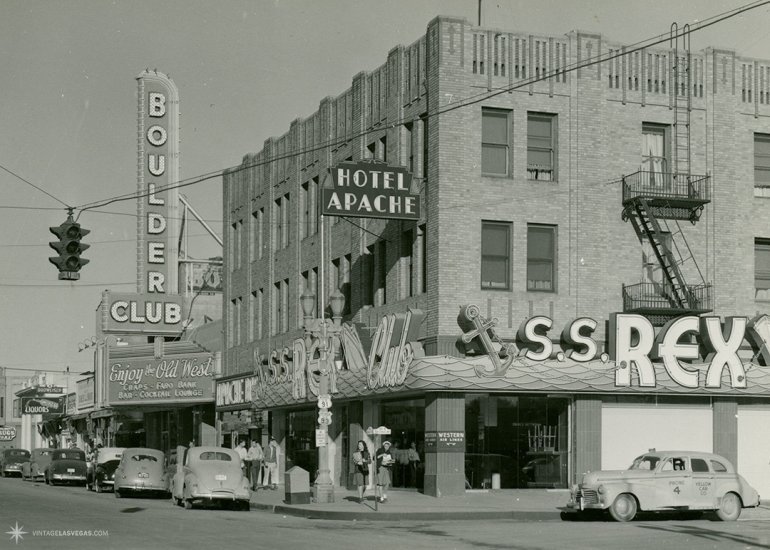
<box><xmin>375</xmin><ymin>440</ymin><xmax>395</xmax><ymax>503</ymax></box>
<box><xmin>246</xmin><ymin>439</ymin><xmax>264</xmax><ymax>490</ymax></box>
<box><xmin>262</xmin><ymin>436</ymin><xmax>280</xmax><ymax>490</ymax></box>
<box><xmin>235</xmin><ymin>439</ymin><xmax>248</xmax><ymax>477</ymax></box>
<box><xmin>352</xmin><ymin>440</ymin><xmax>371</xmax><ymax>503</ymax></box>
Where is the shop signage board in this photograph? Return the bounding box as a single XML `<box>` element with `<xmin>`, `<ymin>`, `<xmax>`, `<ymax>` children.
<box><xmin>180</xmin><ymin>261</ymin><xmax>223</xmax><ymax>293</ymax></box>
<box><xmin>0</xmin><ymin>427</ymin><xmax>17</xmax><ymax>441</ymax></box>
<box><xmin>321</xmin><ymin>161</ymin><xmax>420</xmax><ymax>220</ymax></box>
<box><xmin>21</xmin><ymin>397</ymin><xmax>65</xmax><ymax>415</ymax></box>
<box><xmin>66</xmin><ymin>393</ymin><xmax>76</xmax><ymax>415</ymax></box>
<box><xmin>315</xmin><ymin>429</ymin><xmax>327</xmax><ymax>447</ymax></box>
<box><xmin>107</xmin><ymin>352</ymin><xmax>216</xmax><ymax>405</ymax></box>
<box><xmin>76</xmin><ymin>377</ymin><xmax>95</xmax><ymax>410</ymax></box>
<box><xmin>34</xmin><ymin>386</ymin><xmax>63</xmax><ymax>395</ymax></box>
<box><xmin>424</xmin><ymin>431</ymin><xmax>465</xmax><ymax>453</ymax></box>
<box><xmin>216</xmin><ymin>374</ymin><xmax>260</xmax><ymax>408</ymax></box>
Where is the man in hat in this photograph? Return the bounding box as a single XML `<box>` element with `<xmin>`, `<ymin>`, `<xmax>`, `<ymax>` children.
<box><xmin>375</xmin><ymin>440</ymin><xmax>394</xmax><ymax>503</ymax></box>
<box><xmin>262</xmin><ymin>436</ymin><xmax>280</xmax><ymax>490</ymax></box>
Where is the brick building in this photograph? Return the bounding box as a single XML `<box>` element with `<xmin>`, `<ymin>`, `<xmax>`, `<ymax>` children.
<box><xmin>220</xmin><ymin>16</ymin><xmax>770</xmax><ymax>498</ymax></box>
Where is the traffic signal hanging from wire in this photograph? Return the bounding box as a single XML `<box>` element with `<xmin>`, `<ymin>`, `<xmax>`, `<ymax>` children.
<box><xmin>49</xmin><ymin>214</ymin><xmax>89</xmax><ymax>280</ymax></box>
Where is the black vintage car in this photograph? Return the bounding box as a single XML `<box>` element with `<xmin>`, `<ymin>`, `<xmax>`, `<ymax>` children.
<box><xmin>86</xmin><ymin>447</ymin><xmax>125</xmax><ymax>492</ymax></box>
<box><xmin>45</xmin><ymin>449</ymin><xmax>87</xmax><ymax>486</ymax></box>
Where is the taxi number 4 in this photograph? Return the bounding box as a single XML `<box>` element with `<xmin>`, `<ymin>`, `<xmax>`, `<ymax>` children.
<box><xmin>673</xmin><ymin>486</ymin><xmax>681</xmax><ymax>494</ymax></box>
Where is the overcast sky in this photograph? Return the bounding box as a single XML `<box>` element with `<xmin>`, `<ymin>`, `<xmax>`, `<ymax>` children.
<box><xmin>1</xmin><ymin>0</ymin><xmax>768</xmax><ymax>381</ymax></box>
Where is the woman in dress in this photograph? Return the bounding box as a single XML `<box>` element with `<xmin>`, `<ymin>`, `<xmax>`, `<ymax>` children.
<box><xmin>352</xmin><ymin>440</ymin><xmax>371</xmax><ymax>503</ymax></box>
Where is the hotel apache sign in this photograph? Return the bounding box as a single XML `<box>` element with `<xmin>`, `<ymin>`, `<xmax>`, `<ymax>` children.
<box><xmin>321</xmin><ymin>161</ymin><xmax>420</xmax><ymax>220</ymax></box>
<box><xmin>108</xmin><ymin>352</ymin><xmax>216</xmax><ymax>405</ymax></box>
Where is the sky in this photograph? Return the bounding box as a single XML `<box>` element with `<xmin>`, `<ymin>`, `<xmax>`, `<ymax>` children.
<box><xmin>1</xmin><ymin>0</ymin><xmax>769</xmax><ymax>383</ymax></box>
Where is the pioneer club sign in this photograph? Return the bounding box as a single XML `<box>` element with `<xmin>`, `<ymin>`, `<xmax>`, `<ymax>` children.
<box><xmin>322</xmin><ymin>161</ymin><xmax>420</xmax><ymax>220</ymax></box>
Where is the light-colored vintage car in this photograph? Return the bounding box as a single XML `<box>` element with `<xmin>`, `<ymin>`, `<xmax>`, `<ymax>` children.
<box><xmin>171</xmin><ymin>446</ymin><xmax>250</xmax><ymax>510</ymax></box>
<box><xmin>0</xmin><ymin>448</ymin><xmax>30</xmax><ymax>477</ymax></box>
<box><xmin>45</xmin><ymin>449</ymin><xmax>87</xmax><ymax>486</ymax></box>
<box><xmin>22</xmin><ymin>448</ymin><xmax>55</xmax><ymax>481</ymax></box>
<box><xmin>86</xmin><ymin>447</ymin><xmax>126</xmax><ymax>493</ymax></box>
<box><xmin>568</xmin><ymin>450</ymin><xmax>761</xmax><ymax>522</ymax></box>
<box><xmin>113</xmin><ymin>448</ymin><xmax>169</xmax><ymax>498</ymax></box>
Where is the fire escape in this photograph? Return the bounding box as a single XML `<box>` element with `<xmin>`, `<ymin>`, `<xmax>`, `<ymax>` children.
<box><xmin>620</xmin><ymin>24</ymin><xmax>713</xmax><ymax>324</ymax></box>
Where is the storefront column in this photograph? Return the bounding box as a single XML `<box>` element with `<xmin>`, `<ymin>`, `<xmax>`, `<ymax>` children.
<box><xmin>573</xmin><ymin>396</ymin><xmax>601</xmax><ymax>480</ymax></box>
<box><xmin>424</xmin><ymin>392</ymin><xmax>464</xmax><ymax>497</ymax></box>
<box><xmin>713</xmin><ymin>398</ymin><xmax>738</xmax><ymax>466</ymax></box>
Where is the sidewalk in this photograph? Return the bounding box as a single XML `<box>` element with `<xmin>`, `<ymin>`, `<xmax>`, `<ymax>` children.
<box><xmin>248</xmin><ymin>486</ymin><xmax>770</xmax><ymax>522</ymax></box>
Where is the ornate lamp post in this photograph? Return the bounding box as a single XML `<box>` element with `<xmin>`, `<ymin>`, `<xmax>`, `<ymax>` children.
<box><xmin>300</xmin><ymin>285</ymin><xmax>345</xmax><ymax>504</ymax></box>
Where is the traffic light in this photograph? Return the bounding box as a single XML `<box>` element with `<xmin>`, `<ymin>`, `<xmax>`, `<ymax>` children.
<box><xmin>49</xmin><ymin>215</ymin><xmax>90</xmax><ymax>280</ymax></box>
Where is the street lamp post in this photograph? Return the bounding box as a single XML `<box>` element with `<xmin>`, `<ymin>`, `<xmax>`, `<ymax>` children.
<box><xmin>301</xmin><ymin>285</ymin><xmax>345</xmax><ymax>504</ymax></box>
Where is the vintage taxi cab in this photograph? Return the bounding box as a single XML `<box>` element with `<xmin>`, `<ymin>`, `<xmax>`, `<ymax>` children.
<box><xmin>568</xmin><ymin>450</ymin><xmax>760</xmax><ymax>522</ymax></box>
<box><xmin>171</xmin><ymin>446</ymin><xmax>250</xmax><ymax>510</ymax></box>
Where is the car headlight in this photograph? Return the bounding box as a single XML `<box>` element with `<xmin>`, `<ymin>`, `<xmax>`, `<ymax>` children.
<box><xmin>597</xmin><ymin>485</ymin><xmax>606</xmax><ymax>494</ymax></box>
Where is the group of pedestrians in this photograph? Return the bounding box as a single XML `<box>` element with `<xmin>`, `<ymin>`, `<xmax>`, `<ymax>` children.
<box><xmin>353</xmin><ymin>439</ymin><xmax>419</xmax><ymax>504</ymax></box>
<box><xmin>235</xmin><ymin>437</ymin><xmax>280</xmax><ymax>490</ymax></box>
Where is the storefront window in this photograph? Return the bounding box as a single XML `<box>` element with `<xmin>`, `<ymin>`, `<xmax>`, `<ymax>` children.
<box><xmin>465</xmin><ymin>394</ymin><xmax>569</xmax><ymax>489</ymax></box>
<box><xmin>380</xmin><ymin>398</ymin><xmax>425</xmax><ymax>489</ymax></box>
<box><xmin>286</xmin><ymin>410</ymin><xmax>317</xmax><ymax>476</ymax></box>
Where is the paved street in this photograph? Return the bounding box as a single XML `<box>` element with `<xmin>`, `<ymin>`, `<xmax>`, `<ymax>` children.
<box><xmin>2</xmin><ymin>477</ymin><xmax>770</xmax><ymax>550</ymax></box>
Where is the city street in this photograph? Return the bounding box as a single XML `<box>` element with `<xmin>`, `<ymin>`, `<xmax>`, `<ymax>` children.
<box><xmin>2</xmin><ymin>477</ymin><xmax>770</xmax><ymax>550</ymax></box>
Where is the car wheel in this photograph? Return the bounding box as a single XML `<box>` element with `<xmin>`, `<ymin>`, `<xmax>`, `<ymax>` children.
<box><xmin>716</xmin><ymin>492</ymin><xmax>742</xmax><ymax>521</ymax></box>
<box><xmin>609</xmin><ymin>493</ymin><xmax>638</xmax><ymax>522</ymax></box>
<box><xmin>115</xmin><ymin>489</ymin><xmax>122</xmax><ymax>498</ymax></box>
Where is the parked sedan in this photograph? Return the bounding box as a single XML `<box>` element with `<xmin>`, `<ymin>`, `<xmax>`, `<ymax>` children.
<box><xmin>171</xmin><ymin>446</ymin><xmax>250</xmax><ymax>510</ymax></box>
<box><xmin>113</xmin><ymin>448</ymin><xmax>169</xmax><ymax>498</ymax></box>
<box><xmin>0</xmin><ymin>448</ymin><xmax>30</xmax><ymax>478</ymax></box>
<box><xmin>86</xmin><ymin>447</ymin><xmax>125</xmax><ymax>493</ymax></box>
<box><xmin>22</xmin><ymin>448</ymin><xmax>55</xmax><ymax>481</ymax></box>
<box><xmin>568</xmin><ymin>450</ymin><xmax>760</xmax><ymax>522</ymax></box>
<box><xmin>45</xmin><ymin>449</ymin><xmax>87</xmax><ymax>486</ymax></box>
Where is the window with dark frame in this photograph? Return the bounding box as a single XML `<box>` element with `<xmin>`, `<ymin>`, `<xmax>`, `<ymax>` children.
<box><xmin>482</xmin><ymin>108</ymin><xmax>510</xmax><ymax>175</ymax></box>
<box><xmin>481</xmin><ymin>222</ymin><xmax>511</xmax><ymax>290</ymax></box>
<box><xmin>642</xmin><ymin>123</ymin><xmax>669</xmax><ymax>187</ymax></box>
<box><xmin>755</xmin><ymin>133</ymin><xmax>770</xmax><ymax>187</ymax></box>
<box><xmin>527</xmin><ymin>113</ymin><xmax>556</xmax><ymax>181</ymax></box>
<box><xmin>527</xmin><ymin>225</ymin><xmax>556</xmax><ymax>292</ymax></box>
<box><xmin>755</xmin><ymin>238</ymin><xmax>770</xmax><ymax>300</ymax></box>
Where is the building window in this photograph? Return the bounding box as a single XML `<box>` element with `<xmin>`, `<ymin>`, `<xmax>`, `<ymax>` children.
<box><xmin>379</xmin><ymin>136</ymin><xmax>388</xmax><ymax>162</ymax></box>
<box><xmin>376</xmin><ymin>240</ymin><xmax>387</xmax><ymax>305</ymax></box>
<box><xmin>342</xmin><ymin>253</ymin><xmax>351</xmax><ymax>314</ymax></box>
<box><xmin>401</xmin><ymin>228</ymin><xmax>414</xmax><ymax>298</ymax></box>
<box><xmin>366</xmin><ymin>142</ymin><xmax>376</xmax><ymax>159</ymax></box>
<box><xmin>481</xmin><ymin>222</ymin><xmax>511</xmax><ymax>290</ymax></box>
<box><xmin>0</xmin><ymin>396</ymin><xmax>4</xmax><ymax>419</ymax></box>
<box><xmin>257</xmin><ymin>288</ymin><xmax>263</xmax><ymax>339</ymax></box>
<box><xmin>236</xmin><ymin>220</ymin><xmax>243</xmax><ymax>269</ymax></box>
<box><xmin>755</xmin><ymin>134</ymin><xmax>770</xmax><ymax>187</ymax></box>
<box><xmin>421</xmin><ymin>115</ymin><xmax>428</xmax><ymax>180</ymax></box>
<box><xmin>527</xmin><ymin>225</ymin><xmax>556</xmax><ymax>292</ymax></box>
<box><xmin>419</xmin><ymin>223</ymin><xmax>427</xmax><ymax>294</ymax></box>
<box><xmin>482</xmin><ymin>108</ymin><xmax>510</xmax><ymax>175</ymax></box>
<box><xmin>642</xmin><ymin>123</ymin><xmax>669</xmax><ymax>187</ymax></box>
<box><xmin>363</xmin><ymin>245</ymin><xmax>375</xmax><ymax>307</ymax></box>
<box><xmin>756</xmin><ymin>239</ymin><xmax>770</xmax><ymax>300</ymax></box>
<box><xmin>301</xmin><ymin>181</ymin><xmax>310</xmax><ymax>239</ymax></box>
<box><xmin>527</xmin><ymin>113</ymin><xmax>556</xmax><ymax>181</ymax></box>
<box><xmin>310</xmin><ymin>176</ymin><xmax>319</xmax><ymax>236</ymax></box>
<box><xmin>272</xmin><ymin>282</ymin><xmax>281</xmax><ymax>335</ymax></box>
<box><xmin>272</xmin><ymin>199</ymin><xmax>280</xmax><ymax>252</ymax></box>
<box><xmin>229</xmin><ymin>222</ymin><xmax>237</xmax><ymax>272</ymax></box>
<box><xmin>404</xmin><ymin>123</ymin><xmax>414</xmax><ymax>174</ymax></box>
<box><xmin>257</xmin><ymin>208</ymin><xmax>264</xmax><ymax>259</ymax></box>
<box><xmin>281</xmin><ymin>193</ymin><xmax>291</xmax><ymax>248</ymax></box>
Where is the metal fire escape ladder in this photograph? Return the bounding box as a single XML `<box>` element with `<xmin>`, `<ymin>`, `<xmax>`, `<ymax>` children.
<box><xmin>671</xmin><ymin>23</ymin><xmax>692</xmax><ymax>182</ymax></box>
<box><xmin>627</xmin><ymin>198</ymin><xmax>691</xmax><ymax>309</ymax></box>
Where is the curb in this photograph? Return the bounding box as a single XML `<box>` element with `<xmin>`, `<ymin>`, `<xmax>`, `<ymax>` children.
<box><xmin>250</xmin><ymin>502</ymin><xmax>563</xmax><ymax>522</ymax></box>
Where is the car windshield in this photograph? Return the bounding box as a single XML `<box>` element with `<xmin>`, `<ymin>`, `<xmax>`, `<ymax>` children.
<box><xmin>8</xmin><ymin>450</ymin><xmax>29</xmax><ymax>457</ymax></box>
<box><xmin>628</xmin><ymin>455</ymin><xmax>661</xmax><ymax>470</ymax></box>
<box><xmin>199</xmin><ymin>452</ymin><xmax>232</xmax><ymax>462</ymax></box>
<box><xmin>54</xmin><ymin>451</ymin><xmax>84</xmax><ymax>461</ymax></box>
<box><xmin>130</xmin><ymin>454</ymin><xmax>158</xmax><ymax>462</ymax></box>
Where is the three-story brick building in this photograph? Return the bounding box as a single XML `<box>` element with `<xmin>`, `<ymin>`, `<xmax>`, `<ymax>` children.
<box><xmin>220</xmin><ymin>16</ymin><xmax>770</xmax><ymax>498</ymax></box>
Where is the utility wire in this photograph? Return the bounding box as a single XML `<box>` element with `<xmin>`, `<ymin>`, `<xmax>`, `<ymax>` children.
<box><xmin>0</xmin><ymin>162</ymin><xmax>71</xmax><ymax>208</ymax></box>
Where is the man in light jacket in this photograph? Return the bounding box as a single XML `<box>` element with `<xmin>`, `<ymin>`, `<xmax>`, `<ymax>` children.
<box><xmin>246</xmin><ymin>440</ymin><xmax>264</xmax><ymax>490</ymax></box>
<box><xmin>263</xmin><ymin>437</ymin><xmax>280</xmax><ymax>490</ymax></box>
